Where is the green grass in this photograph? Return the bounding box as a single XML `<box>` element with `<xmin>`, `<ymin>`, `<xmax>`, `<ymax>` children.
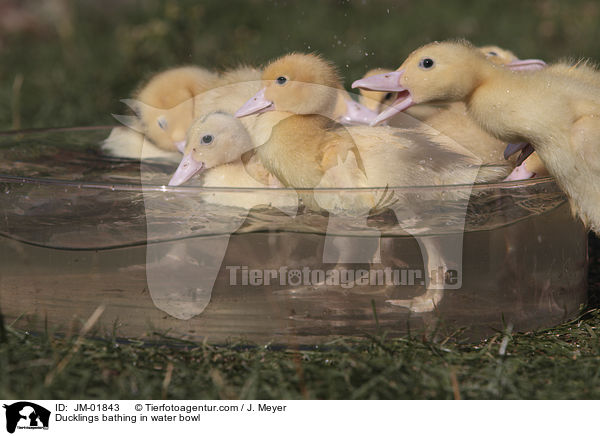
<box><xmin>2</xmin><ymin>0</ymin><xmax>600</xmax><ymax>399</ymax></box>
<box><xmin>2</xmin><ymin>307</ymin><xmax>600</xmax><ymax>399</ymax></box>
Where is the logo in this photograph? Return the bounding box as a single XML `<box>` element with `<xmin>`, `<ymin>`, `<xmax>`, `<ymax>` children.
<box><xmin>3</xmin><ymin>402</ymin><xmax>50</xmax><ymax>434</ymax></box>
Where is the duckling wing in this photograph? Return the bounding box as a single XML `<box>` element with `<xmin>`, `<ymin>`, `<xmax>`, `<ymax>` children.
<box><xmin>315</xmin><ymin>148</ymin><xmax>376</xmax><ymax>214</ymax></box>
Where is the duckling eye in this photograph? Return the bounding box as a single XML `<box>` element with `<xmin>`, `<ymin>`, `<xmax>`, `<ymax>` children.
<box><xmin>157</xmin><ymin>116</ymin><xmax>168</xmax><ymax>130</ymax></box>
<box><xmin>383</xmin><ymin>92</ymin><xmax>394</xmax><ymax>101</ymax></box>
<box><xmin>487</xmin><ymin>51</ymin><xmax>498</xmax><ymax>57</ymax></box>
<box><xmin>276</xmin><ymin>76</ymin><xmax>287</xmax><ymax>85</ymax></box>
<box><xmin>419</xmin><ymin>58</ymin><xmax>435</xmax><ymax>69</ymax></box>
<box><xmin>201</xmin><ymin>134</ymin><xmax>214</xmax><ymax>145</ymax></box>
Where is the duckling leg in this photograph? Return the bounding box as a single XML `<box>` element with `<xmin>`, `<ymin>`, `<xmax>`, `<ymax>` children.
<box><xmin>317</xmin><ymin>214</ymin><xmax>381</xmax><ymax>289</ymax></box>
<box><xmin>385</xmin><ymin>236</ymin><xmax>449</xmax><ymax>312</ymax></box>
<box><xmin>322</xmin><ymin>214</ymin><xmax>381</xmax><ymax>264</ymax></box>
<box><xmin>504</xmin><ymin>162</ymin><xmax>535</xmax><ymax>181</ymax></box>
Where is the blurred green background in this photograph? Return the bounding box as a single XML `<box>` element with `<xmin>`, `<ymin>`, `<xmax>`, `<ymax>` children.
<box><xmin>2</xmin><ymin>0</ymin><xmax>600</xmax><ymax>130</ymax></box>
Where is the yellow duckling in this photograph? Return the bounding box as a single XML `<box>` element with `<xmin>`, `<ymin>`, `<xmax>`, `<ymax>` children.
<box><xmin>358</xmin><ymin>46</ymin><xmax>523</xmax><ymax>115</ymax></box>
<box><xmin>134</xmin><ymin>66</ymin><xmax>220</xmax><ymax>152</ymax></box>
<box><xmin>235</xmin><ymin>53</ymin><xmax>508</xmax><ymax>208</ymax></box>
<box><xmin>168</xmin><ymin>111</ymin><xmax>296</xmax><ymax>209</ymax></box>
<box><xmin>103</xmin><ymin>66</ymin><xmax>220</xmax><ymax>162</ymax></box>
<box><xmin>356</xmin><ymin>45</ymin><xmax>546</xmax><ymax>171</ymax></box>
<box><xmin>482</xmin><ymin>45</ymin><xmax>550</xmax><ymax>179</ymax></box>
<box><xmin>353</xmin><ymin>40</ymin><xmax>600</xmax><ymax>232</ymax></box>
<box><xmin>235</xmin><ymin>53</ymin><xmax>513</xmax><ymax>312</ymax></box>
<box><xmin>104</xmin><ymin>65</ymin><xmax>265</xmax><ymax>162</ymax></box>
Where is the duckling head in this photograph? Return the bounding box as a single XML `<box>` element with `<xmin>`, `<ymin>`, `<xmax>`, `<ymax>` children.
<box><xmin>128</xmin><ymin>98</ymin><xmax>194</xmax><ymax>153</ymax></box>
<box><xmin>354</xmin><ymin>44</ymin><xmax>546</xmax><ymax>124</ymax></box>
<box><xmin>479</xmin><ymin>45</ymin><xmax>518</xmax><ymax>64</ymax></box>
<box><xmin>481</xmin><ymin>44</ymin><xmax>546</xmax><ymax>71</ymax></box>
<box><xmin>236</xmin><ymin>53</ymin><xmax>342</xmax><ymax>119</ymax></box>
<box><xmin>352</xmin><ymin>41</ymin><xmax>500</xmax><ymax>125</ymax></box>
<box><xmin>168</xmin><ymin>112</ymin><xmax>253</xmax><ymax>186</ymax></box>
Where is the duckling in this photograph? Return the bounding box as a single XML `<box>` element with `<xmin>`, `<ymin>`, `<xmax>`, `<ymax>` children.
<box><xmin>356</xmin><ymin>45</ymin><xmax>546</xmax><ymax>172</ymax></box>
<box><xmin>236</xmin><ymin>53</ymin><xmax>505</xmax><ymax>196</ymax></box>
<box><xmin>168</xmin><ymin>111</ymin><xmax>296</xmax><ymax>210</ymax></box>
<box><xmin>234</xmin><ymin>53</ymin><xmax>510</xmax><ymax>312</ymax></box>
<box><xmin>352</xmin><ymin>40</ymin><xmax>600</xmax><ymax>232</ymax></box>
<box><xmin>103</xmin><ymin>65</ymin><xmax>265</xmax><ymax>162</ymax></box>
<box><xmin>135</xmin><ymin>66</ymin><xmax>220</xmax><ymax>152</ymax></box>
<box><xmin>482</xmin><ymin>45</ymin><xmax>550</xmax><ymax>180</ymax></box>
<box><xmin>103</xmin><ymin>66</ymin><xmax>220</xmax><ymax>160</ymax></box>
<box><xmin>358</xmin><ymin>45</ymin><xmax>523</xmax><ymax>116</ymax></box>
<box><xmin>479</xmin><ymin>45</ymin><xmax>518</xmax><ymax>63</ymax></box>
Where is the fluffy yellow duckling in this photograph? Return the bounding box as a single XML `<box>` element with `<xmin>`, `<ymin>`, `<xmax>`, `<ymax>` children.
<box><xmin>235</xmin><ymin>53</ymin><xmax>513</xmax><ymax>312</ymax></box>
<box><xmin>135</xmin><ymin>66</ymin><xmax>220</xmax><ymax>152</ymax></box>
<box><xmin>358</xmin><ymin>46</ymin><xmax>522</xmax><ymax>115</ymax></box>
<box><xmin>353</xmin><ymin>40</ymin><xmax>600</xmax><ymax>232</ymax></box>
<box><xmin>235</xmin><ymin>53</ymin><xmax>508</xmax><ymax>209</ymax></box>
<box><xmin>104</xmin><ymin>65</ymin><xmax>266</xmax><ymax>162</ymax></box>
<box><xmin>102</xmin><ymin>66</ymin><xmax>220</xmax><ymax>161</ymax></box>
<box><xmin>356</xmin><ymin>45</ymin><xmax>546</xmax><ymax>171</ymax></box>
<box><xmin>482</xmin><ymin>45</ymin><xmax>551</xmax><ymax>179</ymax></box>
<box><xmin>168</xmin><ymin>111</ymin><xmax>296</xmax><ymax>209</ymax></box>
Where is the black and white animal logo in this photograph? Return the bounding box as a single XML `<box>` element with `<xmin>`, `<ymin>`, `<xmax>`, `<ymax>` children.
<box><xmin>3</xmin><ymin>402</ymin><xmax>50</xmax><ymax>434</ymax></box>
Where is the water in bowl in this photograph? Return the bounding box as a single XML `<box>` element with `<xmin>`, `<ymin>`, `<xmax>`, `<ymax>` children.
<box><xmin>0</xmin><ymin>127</ymin><xmax>588</xmax><ymax>344</ymax></box>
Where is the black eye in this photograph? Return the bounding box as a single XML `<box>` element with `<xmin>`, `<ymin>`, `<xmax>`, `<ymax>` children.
<box><xmin>419</xmin><ymin>58</ymin><xmax>435</xmax><ymax>69</ymax></box>
<box><xmin>276</xmin><ymin>76</ymin><xmax>287</xmax><ymax>85</ymax></box>
<box><xmin>383</xmin><ymin>92</ymin><xmax>394</xmax><ymax>101</ymax></box>
<box><xmin>201</xmin><ymin>134</ymin><xmax>213</xmax><ymax>144</ymax></box>
<box><xmin>487</xmin><ymin>51</ymin><xmax>498</xmax><ymax>56</ymax></box>
<box><xmin>157</xmin><ymin>116</ymin><xmax>168</xmax><ymax>130</ymax></box>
